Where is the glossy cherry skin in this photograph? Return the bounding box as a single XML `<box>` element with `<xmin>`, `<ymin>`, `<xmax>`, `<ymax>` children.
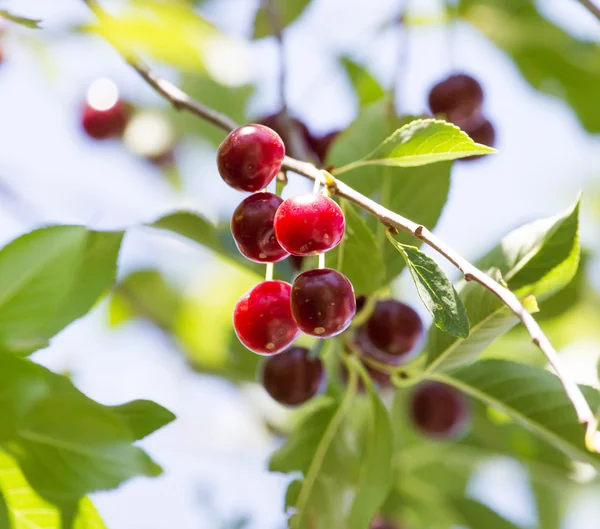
<box><xmin>233</xmin><ymin>280</ymin><xmax>300</xmax><ymax>355</ymax></box>
<box><xmin>410</xmin><ymin>382</ymin><xmax>471</xmax><ymax>440</ymax></box>
<box><xmin>274</xmin><ymin>194</ymin><xmax>345</xmax><ymax>256</ymax></box>
<box><xmin>217</xmin><ymin>124</ymin><xmax>285</xmax><ymax>192</ymax></box>
<box><xmin>291</xmin><ymin>268</ymin><xmax>356</xmax><ymax>337</ymax></box>
<box><xmin>365</xmin><ymin>300</ymin><xmax>423</xmax><ymax>364</ymax></box>
<box><xmin>428</xmin><ymin>73</ymin><xmax>484</xmax><ymax>126</ymax></box>
<box><xmin>231</xmin><ymin>193</ymin><xmax>289</xmax><ymax>263</ymax></box>
<box><xmin>261</xmin><ymin>346</ymin><xmax>324</xmax><ymax>405</ymax></box>
<box><xmin>81</xmin><ymin>101</ymin><xmax>129</xmax><ymax>140</ymax></box>
<box><xmin>460</xmin><ymin>118</ymin><xmax>496</xmax><ymax>162</ymax></box>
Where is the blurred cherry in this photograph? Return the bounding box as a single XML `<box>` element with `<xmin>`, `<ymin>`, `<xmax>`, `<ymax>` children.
<box><xmin>123</xmin><ymin>109</ymin><xmax>177</xmax><ymax>166</ymax></box>
<box><xmin>81</xmin><ymin>78</ymin><xmax>129</xmax><ymax>140</ymax></box>
<box><xmin>428</xmin><ymin>73</ymin><xmax>483</xmax><ymax>127</ymax></box>
<box><xmin>460</xmin><ymin>118</ymin><xmax>496</xmax><ymax>162</ymax></box>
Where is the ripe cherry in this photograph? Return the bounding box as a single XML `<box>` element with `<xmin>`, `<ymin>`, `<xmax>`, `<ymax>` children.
<box><xmin>233</xmin><ymin>280</ymin><xmax>300</xmax><ymax>355</ymax></box>
<box><xmin>410</xmin><ymin>382</ymin><xmax>470</xmax><ymax>440</ymax></box>
<box><xmin>274</xmin><ymin>194</ymin><xmax>345</xmax><ymax>256</ymax></box>
<box><xmin>259</xmin><ymin>113</ymin><xmax>314</xmax><ymax>160</ymax></box>
<box><xmin>217</xmin><ymin>124</ymin><xmax>285</xmax><ymax>192</ymax></box>
<box><xmin>291</xmin><ymin>268</ymin><xmax>356</xmax><ymax>337</ymax></box>
<box><xmin>261</xmin><ymin>346</ymin><xmax>324</xmax><ymax>405</ymax></box>
<box><xmin>460</xmin><ymin>118</ymin><xmax>496</xmax><ymax>162</ymax></box>
<box><xmin>365</xmin><ymin>300</ymin><xmax>423</xmax><ymax>364</ymax></box>
<box><xmin>231</xmin><ymin>192</ymin><xmax>289</xmax><ymax>263</ymax></box>
<box><xmin>81</xmin><ymin>79</ymin><xmax>129</xmax><ymax>140</ymax></box>
<box><xmin>310</xmin><ymin>130</ymin><xmax>340</xmax><ymax>163</ymax></box>
<box><xmin>428</xmin><ymin>73</ymin><xmax>484</xmax><ymax>126</ymax></box>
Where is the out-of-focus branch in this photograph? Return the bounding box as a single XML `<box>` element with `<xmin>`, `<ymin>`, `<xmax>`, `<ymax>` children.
<box><xmin>576</xmin><ymin>0</ymin><xmax>600</xmax><ymax>21</ymax></box>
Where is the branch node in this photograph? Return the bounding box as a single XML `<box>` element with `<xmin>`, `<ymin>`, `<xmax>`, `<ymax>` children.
<box><xmin>464</xmin><ymin>273</ymin><xmax>475</xmax><ymax>282</ymax></box>
<box><xmin>415</xmin><ymin>225</ymin><xmax>424</xmax><ymax>238</ymax></box>
<box><xmin>532</xmin><ymin>337</ymin><xmax>541</xmax><ymax>347</ymax></box>
<box><xmin>385</xmin><ymin>224</ymin><xmax>399</xmax><ymax>235</ymax></box>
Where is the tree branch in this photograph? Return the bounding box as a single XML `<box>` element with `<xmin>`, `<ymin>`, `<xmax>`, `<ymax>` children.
<box><xmin>576</xmin><ymin>0</ymin><xmax>600</xmax><ymax>22</ymax></box>
<box><xmin>82</xmin><ymin>0</ymin><xmax>599</xmax><ymax>451</ymax></box>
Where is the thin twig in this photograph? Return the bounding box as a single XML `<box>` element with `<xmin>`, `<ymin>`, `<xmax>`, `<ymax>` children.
<box><xmin>576</xmin><ymin>0</ymin><xmax>600</xmax><ymax>21</ymax></box>
<box><xmin>82</xmin><ymin>0</ymin><xmax>599</xmax><ymax>450</ymax></box>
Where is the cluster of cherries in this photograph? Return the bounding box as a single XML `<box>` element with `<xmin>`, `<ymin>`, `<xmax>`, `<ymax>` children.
<box><xmin>428</xmin><ymin>73</ymin><xmax>496</xmax><ymax>159</ymax></box>
<box><xmin>80</xmin><ymin>79</ymin><xmax>176</xmax><ymax>168</ymax></box>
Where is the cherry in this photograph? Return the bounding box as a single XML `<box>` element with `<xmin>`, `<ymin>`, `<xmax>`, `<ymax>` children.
<box><xmin>261</xmin><ymin>346</ymin><xmax>324</xmax><ymax>405</ymax></box>
<box><xmin>231</xmin><ymin>192</ymin><xmax>289</xmax><ymax>263</ymax></box>
<box><xmin>259</xmin><ymin>113</ymin><xmax>314</xmax><ymax>159</ymax></box>
<box><xmin>233</xmin><ymin>280</ymin><xmax>300</xmax><ymax>355</ymax></box>
<box><xmin>365</xmin><ymin>300</ymin><xmax>423</xmax><ymax>364</ymax></box>
<box><xmin>291</xmin><ymin>268</ymin><xmax>356</xmax><ymax>337</ymax></box>
<box><xmin>310</xmin><ymin>130</ymin><xmax>340</xmax><ymax>163</ymax></box>
<box><xmin>81</xmin><ymin>79</ymin><xmax>129</xmax><ymax>140</ymax></box>
<box><xmin>460</xmin><ymin>118</ymin><xmax>496</xmax><ymax>162</ymax></box>
<box><xmin>217</xmin><ymin>124</ymin><xmax>285</xmax><ymax>192</ymax></box>
<box><xmin>409</xmin><ymin>382</ymin><xmax>470</xmax><ymax>439</ymax></box>
<box><xmin>428</xmin><ymin>73</ymin><xmax>484</xmax><ymax>127</ymax></box>
<box><xmin>274</xmin><ymin>194</ymin><xmax>345</xmax><ymax>256</ymax></box>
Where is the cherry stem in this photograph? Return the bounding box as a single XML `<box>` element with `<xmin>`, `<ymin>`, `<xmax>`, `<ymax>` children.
<box><xmin>265</xmin><ymin>262</ymin><xmax>274</xmax><ymax>282</ymax></box>
<box><xmin>318</xmin><ymin>252</ymin><xmax>325</xmax><ymax>270</ymax></box>
<box><xmin>312</xmin><ymin>173</ymin><xmax>321</xmax><ymax>195</ymax></box>
<box><xmin>83</xmin><ymin>0</ymin><xmax>599</xmax><ymax>452</ymax></box>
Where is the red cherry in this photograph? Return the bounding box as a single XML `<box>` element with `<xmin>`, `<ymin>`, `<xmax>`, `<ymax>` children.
<box><xmin>291</xmin><ymin>268</ymin><xmax>356</xmax><ymax>338</ymax></box>
<box><xmin>233</xmin><ymin>280</ymin><xmax>300</xmax><ymax>355</ymax></box>
<box><xmin>428</xmin><ymin>73</ymin><xmax>484</xmax><ymax>126</ymax></box>
<box><xmin>410</xmin><ymin>382</ymin><xmax>470</xmax><ymax>440</ymax></box>
<box><xmin>81</xmin><ymin>101</ymin><xmax>128</xmax><ymax>140</ymax></box>
<box><xmin>231</xmin><ymin>192</ymin><xmax>289</xmax><ymax>263</ymax></box>
<box><xmin>217</xmin><ymin>124</ymin><xmax>285</xmax><ymax>192</ymax></box>
<box><xmin>261</xmin><ymin>346</ymin><xmax>324</xmax><ymax>405</ymax></box>
<box><xmin>274</xmin><ymin>194</ymin><xmax>345</xmax><ymax>256</ymax></box>
<box><xmin>460</xmin><ymin>118</ymin><xmax>496</xmax><ymax>162</ymax></box>
<box><xmin>365</xmin><ymin>300</ymin><xmax>423</xmax><ymax>364</ymax></box>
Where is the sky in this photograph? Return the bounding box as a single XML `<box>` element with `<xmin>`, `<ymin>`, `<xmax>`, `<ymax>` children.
<box><xmin>0</xmin><ymin>0</ymin><xmax>600</xmax><ymax>528</ymax></box>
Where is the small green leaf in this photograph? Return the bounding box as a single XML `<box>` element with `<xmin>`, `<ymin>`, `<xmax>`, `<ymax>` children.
<box><xmin>0</xmin><ymin>226</ymin><xmax>122</xmax><ymax>355</ymax></box>
<box><xmin>0</xmin><ymin>10</ymin><xmax>42</xmax><ymax>29</ymax></box>
<box><xmin>329</xmin><ymin>201</ymin><xmax>385</xmax><ymax>295</ymax></box>
<box><xmin>253</xmin><ymin>0</ymin><xmax>311</xmax><ymax>39</ymax></box>
<box><xmin>340</xmin><ymin>57</ymin><xmax>386</xmax><ymax>107</ymax></box>
<box><xmin>451</xmin><ymin>498</ymin><xmax>522</xmax><ymax>529</ymax></box>
<box><xmin>387</xmin><ymin>237</ymin><xmax>469</xmax><ymax>339</ymax></box>
<box><xmin>333</xmin><ymin>119</ymin><xmax>495</xmax><ymax>174</ymax></box>
<box><xmin>426</xmin><ymin>197</ymin><xmax>580</xmax><ymax>371</ymax></box>
<box><xmin>433</xmin><ymin>360</ymin><xmax>600</xmax><ymax>466</ymax></box>
<box><xmin>0</xmin><ymin>451</ymin><xmax>107</xmax><ymax>529</ymax></box>
<box><xmin>109</xmin><ymin>400</ymin><xmax>176</xmax><ymax>441</ymax></box>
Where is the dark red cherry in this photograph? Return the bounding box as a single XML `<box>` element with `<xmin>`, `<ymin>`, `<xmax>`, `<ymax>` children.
<box><xmin>233</xmin><ymin>280</ymin><xmax>300</xmax><ymax>355</ymax></box>
<box><xmin>366</xmin><ymin>300</ymin><xmax>423</xmax><ymax>364</ymax></box>
<box><xmin>460</xmin><ymin>118</ymin><xmax>496</xmax><ymax>162</ymax></box>
<box><xmin>291</xmin><ymin>268</ymin><xmax>356</xmax><ymax>338</ymax></box>
<box><xmin>231</xmin><ymin>193</ymin><xmax>289</xmax><ymax>263</ymax></box>
<box><xmin>274</xmin><ymin>194</ymin><xmax>345</xmax><ymax>256</ymax></box>
<box><xmin>428</xmin><ymin>73</ymin><xmax>484</xmax><ymax>126</ymax></box>
<box><xmin>217</xmin><ymin>124</ymin><xmax>285</xmax><ymax>192</ymax></box>
<box><xmin>261</xmin><ymin>346</ymin><xmax>324</xmax><ymax>405</ymax></box>
<box><xmin>259</xmin><ymin>113</ymin><xmax>315</xmax><ymax>160</ymax></box>
<box><xmin>81</xmin><ymin>100</ymin><xmax>128</xmax><ymax>140</ymax></box>
<box><xmin>410</xmin><ymin>382</ymin><xmax>470</xmax><ymax>439</ymax></box>
<box><xmin>310</xmin><ymin>130</ymin><xmax>340</xmax><ymax>163</ymax></box>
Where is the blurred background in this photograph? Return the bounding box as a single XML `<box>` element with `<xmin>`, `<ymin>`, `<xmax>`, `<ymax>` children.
<box><xmin>0</xmin><ymin>0</ymin><xmax>599</xmax><ymax>527</ymax></box>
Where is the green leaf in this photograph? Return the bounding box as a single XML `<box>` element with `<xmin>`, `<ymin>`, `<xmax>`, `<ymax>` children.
<box><xmin>426</xmin><ymin>197</ymin><xmax>580</xmax><ymax>372</ymax></box>
<box><xmin>451</xmin><ymin>498</ymin><xmax>522</xmax><ymax>529</ymax></box>
<box><xmin>253</xmin><ymin>0</ymin><xmax>311</xmax><ymax>39</ymax></box>
<box><xmin>0</xmin><ymin>451</ymin><xmax>107</xmax><ymax>529</ymax></box>
<box><xmin>459</xmin><ymin>0</ymin><xmax>600</xmax><ymax>133</ymax></box>
<box><xmin>326</xmin><ymin>101</ymin><xmax>451</xmax><ymax>282</ymax></box>
<box><xmin>340</xmin><ymin>57</ymin><xmax>386</xmax><ymax>107</ymax></box>
<box><xmin>347</xmin><ymin>375</ymin><xmax>394</xmax><ymax>529</ymax></box>
<box><xmin>0</xmin><ymin>351</ymin><xmax>172</xmax><ymax>505</ymax></box>
<box><xmin>0</xmin><ymin>227</ymin><xmax>122</xmax><ymax>355</ymax></box>
<box><xmin>0</xmin><ymin>10</ymin><xmax>42</xmax><ymax>29</ymax></box>
<box><xmin>387</xmin><ymin>239</ymin><xmax>469</xmax><ymax>339</ymax></box>
<box><xmin>329</xmin><ymin>202</ymin><xmax>385</xmax><ymax>295</ymax></box>
<box><xmin>432</xmin><ymin>360</ymin><xmax>600</xmax><ymax>467</ymax></box>
<box><xmin>333</xmin><ymin>119</ymin><xmax>495</xmax><ymax>174</ymax></box>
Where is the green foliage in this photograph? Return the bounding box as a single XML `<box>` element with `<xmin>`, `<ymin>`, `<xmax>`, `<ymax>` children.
<box><xmin>0</xmin><ymin>451</ymin><xmax>107</xmax><ymax>529</ymax></box>
<box><xmin>253</xmin><ymin>0</ymin><xmax>312</xmax><ymax>39</ymax></box>
<box><xmin>0</xmin><ymin>226</ymin><xmax>122</xmax><ymax>355</ymax></box>
<box><xmin>0</xmin><ymin>10</ymin><xmax>42</xmax><ymax>29</ymax></box>
<box><xmin>426</xmin><ymin>198</ymin><xmax>580</xmax><ymax>371</ymax></box>
<box><xmin>433</xmin><ymin>360</ymin><xmax>600</xmax><ymax>466</ymax></box>
<box><xmin>340</xmin><ymin>57</ymin><xmax>386</xmax><ymax>107</ymax></box>
<box><xmin>387</xmin><ymin>238</ymin><xmax>470</xmax><ymax>339</ymax></box>
<box><xmin>332</xmin><ymin>119</ymin><xmax>495</xmax><ymax>174</ymax></box>
<box><xmin>451</xmin><ymin>498</ymin><xmax>521</xmax><ymax>529</ymax></box>
<box><xmin>460</xmin><ymin>0</ymin><xmax>600</xmax><ymax>133</ymax></box>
